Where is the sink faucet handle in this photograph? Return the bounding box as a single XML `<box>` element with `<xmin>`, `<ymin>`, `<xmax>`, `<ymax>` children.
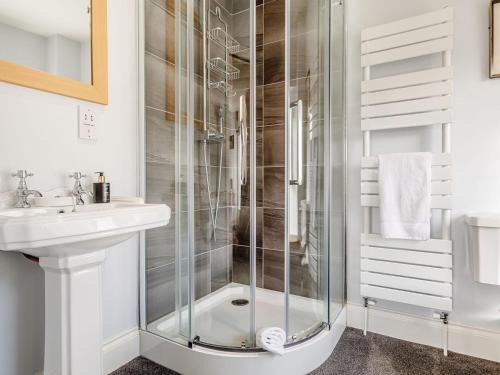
<box><xmin>69</xmin><ymin>172</ymin><xmax>87</xmax><ymax>180</ymax></box>
<box><xmin>12</xmin><ymin>170</ymin><xmax>34</xmax><ymax>178</ymax></box>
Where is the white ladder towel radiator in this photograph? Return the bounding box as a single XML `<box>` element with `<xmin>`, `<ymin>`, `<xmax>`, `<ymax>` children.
<box><xmin>360</xmin><ymin>7</ymin><xmax>454</xmax><ymax>355</ymax></box>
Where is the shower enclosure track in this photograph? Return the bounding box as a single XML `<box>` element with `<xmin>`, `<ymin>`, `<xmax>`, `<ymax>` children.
<box><xmin>191</xmin><ymin>322</ymin><xmax>328</xmax><ymax>352</ymax></box>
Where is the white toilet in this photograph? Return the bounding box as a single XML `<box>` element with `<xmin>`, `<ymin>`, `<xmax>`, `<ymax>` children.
<box><xmin>466</xmin><ymin>214</ymin><xmax>500</xmax><ymax>285</ymax></box>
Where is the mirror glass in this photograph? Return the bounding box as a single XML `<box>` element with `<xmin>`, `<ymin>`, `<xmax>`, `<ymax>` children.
<box><xmin>0</xmin><ymin>0</ymin><xmax>91</xmax><ymax>84</ymax></box>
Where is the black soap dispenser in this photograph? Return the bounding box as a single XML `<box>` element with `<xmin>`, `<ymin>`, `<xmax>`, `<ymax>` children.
<box><xmin>93</xmin><ymin>172</ymin><xmax>110</xmax><ymax>203</ymax></box>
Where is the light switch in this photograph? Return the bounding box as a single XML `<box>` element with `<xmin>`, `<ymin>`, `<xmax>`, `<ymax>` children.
<box><xmin>79</xmin><ymin>106</ymin><xmax>97</xmax><ymax>140</ymax></box>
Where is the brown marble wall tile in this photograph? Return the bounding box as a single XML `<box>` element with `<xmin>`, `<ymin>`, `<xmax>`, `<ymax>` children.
<box><xmin>256</xmin><ymin>85</ymin><xmax>264</xmax><ymax>123</ymax></box>
<box><xmin>145</xmin><ymin>54</ymin><xmax>175</xmax><ymax>113</ymax></box>
<box><xmin>210</xmin><ymin>206</ymin><xmax>234</xmax><ymax>250</ymax></box>
<box><xmin>263</xmin><ymin>40</ymin><xmax>285</xmax><ymax>85</ymax></box>
<box><xmin>146</xmin><ymin>162</ymin><xmax>175</xmax><ymax>207</ymax></box>
<box><xmin>194</xmin><ymin>30</ymin><xmax>204</xmax><ymax>77</ymax></box>
<box><xmin>195</xmin><ymin>252</ymin><xmax>211</xmax><ymax>299</ymax></box>
<box><xmin>263</xmin><ymin>124</ymin><xmax>284</xmax><ymax>166</ymax></box>
<box><xmin>263</xmin><ymin>208</ymin><xmax>284</xmax><ymax>250</ymax></box>
<box><xmin>290</xmin><ymin>31</ymin><xmax>320</xmax><ymax>81</ymax></box>
<box><xmin>194</xmin><ymin>209</ymin><xmax>212</xmax><ymax>253</ymax></box>
<box><xmin>263</xmin><ymin>249</ymin><xmax>319</xmax><ymax>298</ymax></box>
<box><xmin>172</xmin><ymin>165</ymin><xmax>211</xmax><ymax>211</ymax></box>
<box><xmin>151</xmin><ymin>0</ymin><xmax>175</xmax><ymax>15</ymax></box>
<box><xmin>263</xmin><ymin>0</ymin><xmax>284</xmax><ymax>44</ymax></box>
<box><xmin>263</xmin><ymin>82</ymin><xmax>285</xmax><ymax>125</ymax></box>
<box><xmin>146</xmin><ymin>222</ymin><xmax>175</xmax><ymax>270</ymax></box>
<box><xmin>231</xmin><ymin>46</ymin><xmax>264</xmax><ymax>90</ymax></box>
<box><xmin>233</xmin><ymin>0</ymin><xmax>264</xmax><ymax>13</ymax></box>
<box><xmin>146</xmin><ymin>109</ymin><xmax>175</xmax><ymax>165</ymax></box>
<box><xmin>232</xmin><ymin>245</ymin><xmax>263</xmax><ymax>287</ymax></box>
<box><xmin>263</xmin><ymin>167</ymin><xmax>285</xmax><ymax>208</ymax></box>
<box><xmin>231</xmin><ymin>5</ymin><xmax>263</xmax><ymax>49</ymax></box>
<box><xmin>243</xmin><ymin>126</ymin><xmax>264</xmax><ymax>166</ymax></box>
<box><xmin>233</xmin><ymin>206</ymin><xmax>263</xmax><ymax>247</ymax></box>
<box><xmin>240</xmin><ymin>164</ymin><xmax>263</xmax><ymax>207</ymax></box>
<box><xmin>211</xmin><ymin>246</ymin><xmax>232</xmax><ymax>292</ymax></box>
<box><xmin>146</xmin><ymin>0</ymin><xmax>175</xmax><ymax>64</ymax></box>
<box><xmin>290</xmin><ymin>0</ymin><xmax>319</xmax><ymax>37</ymax></box>
<box><xmin>256</xmin><ymin>4</ymin><xmax>264</xmax><ymax>46</ymax></box>
<box><xmin>147</xmin><ymin>262</ymin><xmax>176</xmax><ymax>322</ymax></box>
<box><xmin>262</xmin><ymin>249</ymin><xmax>284</xmax><ymax>292</ymax></box>
<box><xmin>206</xmin><ymin>166</ymin><xmax>231</xmax><ymax>208</ymax></box>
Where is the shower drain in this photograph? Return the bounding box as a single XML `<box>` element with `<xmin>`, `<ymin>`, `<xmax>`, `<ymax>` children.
<box><xmin>231</xmin><ymin>299</ymin><xmax>249</xmax><ymax>306</ymax></box>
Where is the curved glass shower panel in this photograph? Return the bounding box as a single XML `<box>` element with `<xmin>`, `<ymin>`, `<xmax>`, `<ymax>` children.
<box><xmin>143</xmin><ymin>0</ymin><xmax>345</xmax><ymax>351</ymax></box>
<box><xmin>189</xmin><ymin>0</ymin><xmax>255</xmax><ymax>348</ymax></box>
<box><xmin>283</xmin><ymin>0</ymin><xmax>331</xmax><ymax>342</ymax></box>
<box><xmin>144</xmin><ymin>0</ymin><xmax>203</xmax><ymax>345</ymax></box>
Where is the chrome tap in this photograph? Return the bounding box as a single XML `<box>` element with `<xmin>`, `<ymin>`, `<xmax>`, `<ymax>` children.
<box><xmin>11</xmin><ymin>170</ymin><xmax>42</xmax><ymax>208</ymax></box>
<box><xmin>69</xmin><ymin>172</ymin><xmax>93</xmax><ymax>205</ymax></box>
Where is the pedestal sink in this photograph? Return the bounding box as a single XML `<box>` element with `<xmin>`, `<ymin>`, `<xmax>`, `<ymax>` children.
<box><xmin>0</xmin><ymin>199</ymin><xmax>170</xmax><ymax>375</ymax></box>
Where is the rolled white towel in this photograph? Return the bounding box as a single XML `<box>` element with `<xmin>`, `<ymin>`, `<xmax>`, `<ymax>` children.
<box><xmin>256</xmin><ymin>327</ymin><xmax>286</xmax><ymax>355</ymax></box>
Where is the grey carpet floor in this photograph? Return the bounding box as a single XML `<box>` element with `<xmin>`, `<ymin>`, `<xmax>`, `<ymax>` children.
<box><xmin>112</xmin><ymin>328</ymin><xmax>500</xmax><ymax>375</ymax></box>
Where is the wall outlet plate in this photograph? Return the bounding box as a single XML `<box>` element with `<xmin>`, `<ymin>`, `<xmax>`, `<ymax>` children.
<box><xmin>79</xmin><ymin>106</ymin><xmax>97</xmax><ymax>140</ymax></box>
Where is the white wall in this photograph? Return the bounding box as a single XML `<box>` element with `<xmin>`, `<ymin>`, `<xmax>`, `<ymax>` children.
<box><xmin>347</xmin><ymin>0</ymin><xmax>500</xmax><ymax>332</ymax></box>
<box><xmin>0</xmin><ymin>1</ymin><xmax>139</xmax><ymax>374</ymax></box>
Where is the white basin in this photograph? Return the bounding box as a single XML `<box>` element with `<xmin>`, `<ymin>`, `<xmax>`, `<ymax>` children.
<box><xmin>0</xmin><ymin>201</ymin><xmax>169</xmax><ymax>256</ymax></box>
<box><xmin>0</xmin><ymin>199</ymin><xmax>170</xmax><ymax>375</ymax></box>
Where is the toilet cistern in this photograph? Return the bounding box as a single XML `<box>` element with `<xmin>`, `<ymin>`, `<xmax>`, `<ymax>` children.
<box><xmin>466</xmin><ymin>213</ymin><xmax>500</xmax><ymax>286</ymax></box>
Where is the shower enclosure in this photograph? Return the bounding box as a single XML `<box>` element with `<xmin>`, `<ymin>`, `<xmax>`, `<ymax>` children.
<box><xmin>142</xmin><ymin>0</ymin><xmax>345</xmax><ymax>352</ymax></box>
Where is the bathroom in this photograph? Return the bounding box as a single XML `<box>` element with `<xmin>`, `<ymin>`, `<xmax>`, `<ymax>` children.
<box><xmin>0</xmin><ymin>0</ymin><xmax>500</xmax><ymax>374</ymax></box>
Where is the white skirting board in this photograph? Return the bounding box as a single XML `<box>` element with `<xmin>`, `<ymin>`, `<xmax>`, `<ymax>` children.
<box><xmin>103</xmin><ymin>328</ymin><xmax>141</xmax><ymax>374</ymax></box>
<box><xmin>347</xmin><ymin>303</ymin><xmax>500</xmax><ymax>363</ymax></box>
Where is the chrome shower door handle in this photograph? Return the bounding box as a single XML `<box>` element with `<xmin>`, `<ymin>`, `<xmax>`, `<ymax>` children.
<box><xmin>288</xmin><ymin>100</ymin><xmax>303</xmax><ymax>186</ymax></box>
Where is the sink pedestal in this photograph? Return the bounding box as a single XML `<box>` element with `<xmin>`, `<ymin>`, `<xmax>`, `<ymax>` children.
<box><xmin>40</xmin><ymin>250</ymin><xmax>106</xmax><ymax>375</ymax></box>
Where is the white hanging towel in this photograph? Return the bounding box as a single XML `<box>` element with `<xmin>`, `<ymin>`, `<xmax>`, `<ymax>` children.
<box><xmin>378</xmin><ymin>152</ymin><xmax>432</xmax><ymax>240</ymax></box>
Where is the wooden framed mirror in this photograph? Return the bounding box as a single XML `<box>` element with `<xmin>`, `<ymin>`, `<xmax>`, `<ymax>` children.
<box><xmin>0</xmin><ymin>0</ymin><xmax>108</xmax><ymax>104</ymax></box>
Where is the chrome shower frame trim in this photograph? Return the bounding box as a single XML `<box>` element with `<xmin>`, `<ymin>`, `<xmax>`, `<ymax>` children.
<box><xmin>249</xmin><ymin>0</ymin><xmax>257</xmax><ymax>348</ymax></box>
<box><xmin>138</xmin><ymin>0</ymin><xmax>147</xmax><ymax>330</ymax></box>
<box><xmin>284</xmin><ymin>0</ymin><xmax>291</xmax><ymax>339</ymax></box>
<box><xmin>186</xmin><ymin>0</ymin><xmax>196</xmax><ymax>342</ymax></box>
<box><xmin>322</xmin><ymin>0</ymin><xmax>332</xmax><ymax>326</ymax></box>
<box><xmin>192</xmin><ymin>322</ymin><xmax>328</xmax><ymax>353</ymax></box>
